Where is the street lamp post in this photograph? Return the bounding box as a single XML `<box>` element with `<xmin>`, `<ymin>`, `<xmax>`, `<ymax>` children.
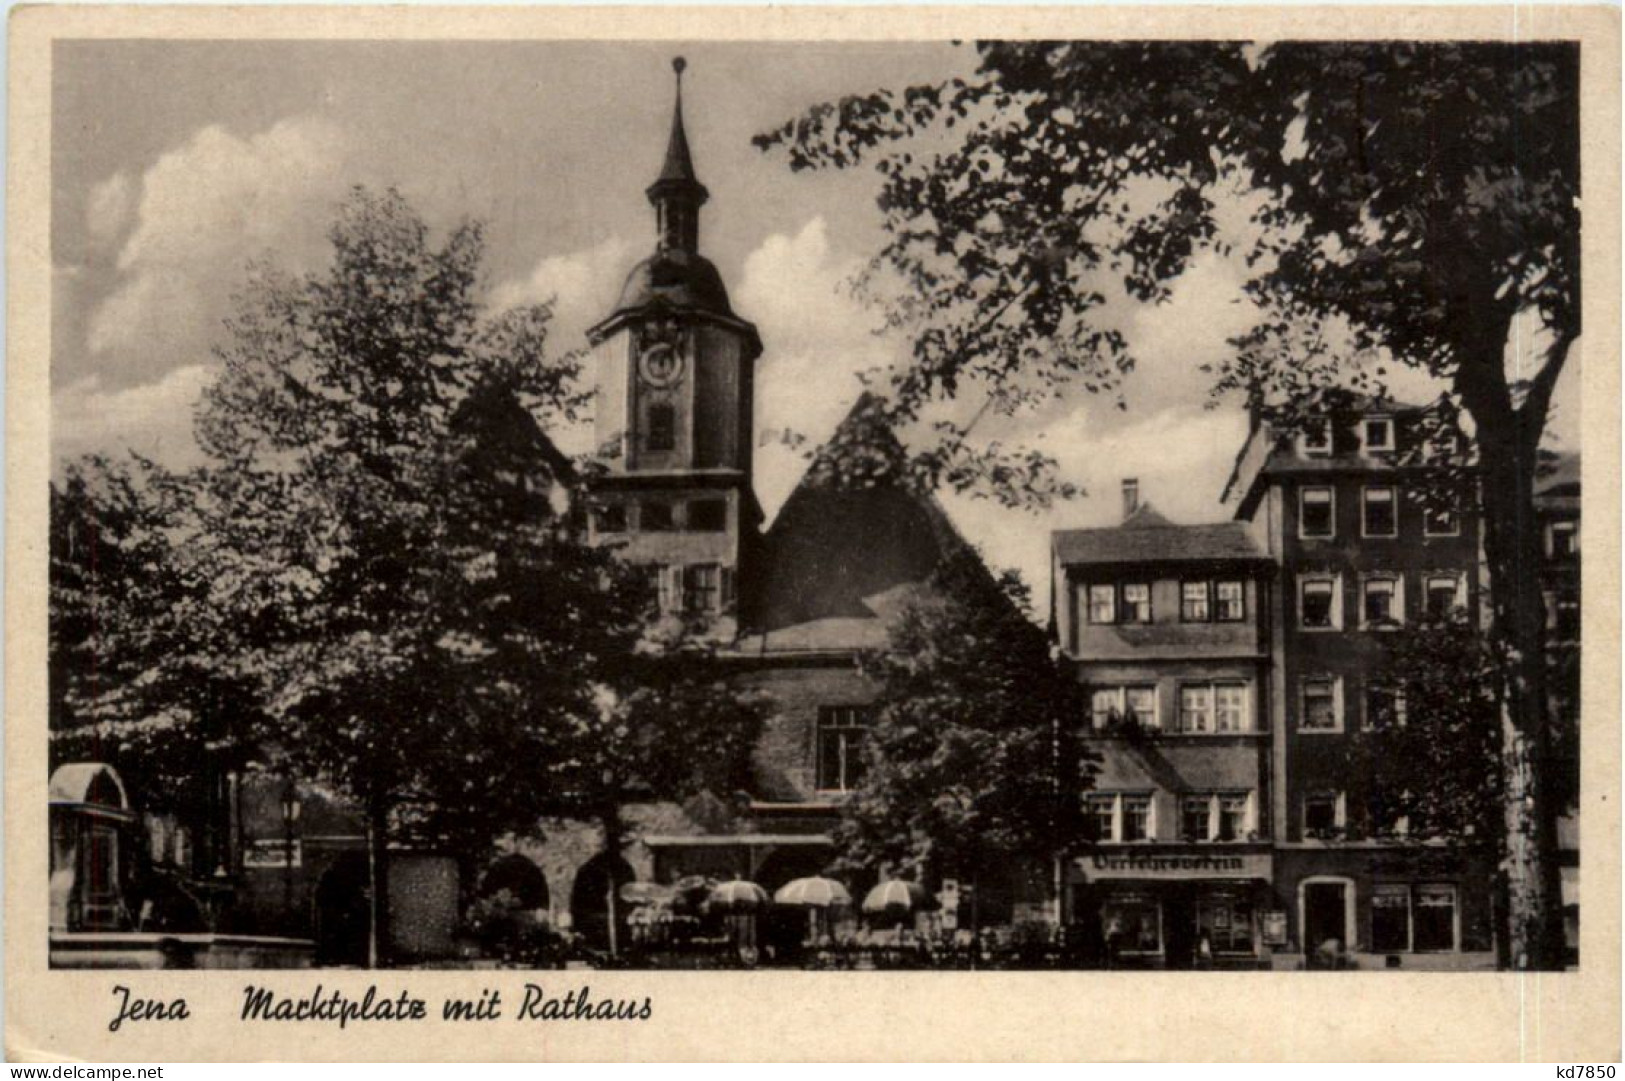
<box><xmin>280</xmin><ymin>778</ymin><xmax>302</xmax><ymax>933</ymax></box>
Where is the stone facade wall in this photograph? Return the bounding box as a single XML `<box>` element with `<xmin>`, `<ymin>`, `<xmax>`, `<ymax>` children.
<box><xmin>733</xmin><ymin>660</ymin><xmax>878</xmax><ymax>802</ymax></box>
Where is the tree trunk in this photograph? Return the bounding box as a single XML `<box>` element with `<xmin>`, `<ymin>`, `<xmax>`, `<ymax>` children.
<box><xmin>366</xmin><ymin>797</ymin><xmax>391</xmax><ymax>969</ymax></box>
<box><xmin>1470</xmin><ymin>394</ymin><xmax>1567</xmax><ymax>970</ymax></box>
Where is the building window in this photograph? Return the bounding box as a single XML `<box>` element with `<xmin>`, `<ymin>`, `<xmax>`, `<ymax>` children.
<box><xmin>1179</xmin><ymin>685</ymin><xmax>1214</xmax><ymax>733</ymax></box>
<box><xmin>1303</xmin><ymin>792</ymin><xmax>1344</xmax><ymax>838</ymax></box>
<box><xmin>1087</xmin><ymin>584</ymin><xmax>1116</xmax><ymax>624</ymax></box>
<box><xmin>596</xmin><ymin>504</ymin><xmax>627</xmax><ymax>534</ymax></box>
<box><xmin>1215</xmin><ymin>683</ymin><xmax>1248</xmax><ymax>732</ymax></box>
<box><xmin>1363</xmin><ymin>416</ymin><xmax>1395</xmax><ymax>455</ymax></box>
<box><xmin>1101</xmin><ymin>895</ymin><xmax>1162</xmax><ymax>955</ymax></box>
<box><xmin>1215</xmin><ymin>581</ymin><xmax>1245</xmax><ymax>622</ymax></box>
<box><xmin>1198</xmin><ymin>895</ymin><xmax>1255</xmax><ymax>955</ymax></box>
<box><xmin>1182</xmin><ymin>795</ymin><xmax>1213</xmax><ymax>842</ymax></box>
<box><xmin>1122</xmin><ymin>795</ymin><xmax>1152</xmax><ymax>842</ymax></box>
<box><xmin>1300</xmin><ymin>677</ymin><xmax>1341</xmax><ymax>732</ymax></box>
<box><xmin>1364</xmin><ymin>684</ymin><xmax>1408</xmax><ymax>730</ymax></box>
<box><xmin>1548</xmin><ymin>520</ymin><xmax>1578</xmax><ymax>559</ymax></box>
<box><xmin>1413</xmin><ymin>885</ymin><xmax>1458</xmax><ymax>952</ymax></box>
<box><xmin>1121</xmin><ymin>583</ymin><xmax>1152</xmax><ymax>624</ymax></box>
<box><xmin>1423</xmin><ymin>498</ymin><xmax>1460</xmax><ymax>537</ymax></box>
<box><xmin>683</xmin><ymin>563</ymin><xmax>721</xmax><ymax>614</ymax></box>
<box><xmin>1086</xmin><ymin>795</ymin><xmax>1117</xmax><ymax>842</ymax></box>
<box><xmin>1217</xmin><ymin>793</ymin><xmax>1250</xmax><ymax>841</ymax></box>
<box><xmin>1362</xmin><ymin>486</ymin><xmax>1398</xmax><ymax>537</ymax></box>
<box><xmin>1087</xmin><ymin>793</ymin><xmax>1154</xmax><ymax>843</ymax></box>
<box><xmin>1425</xmin><ymin>573</ymin><xmax>1465</xmax><ymax>621</ymax></box>
<box><xmin>816</xmin><ymin>706</ymin><xmax>871</xmax><ymax>792</ymax></box>
<box><xmin>1124</xmin><ymin>686</ymin><xmax>1157</xmax><ymax>727</ymax></box>
<box><xmin>688</xmin><ymin>499</ymin><xmax>727</xmax><ymax>532</ymax></box>
<box><xmin>1298</xmin><ymin>417</ymin><xmax>1331</xmax><ymax>457</ymax></box>
<box><xmin>1181</xmin><ymin>581</ymin><xmax>1210</xmax><ymax>622</ymax></box>
<box><xmin>641</xmin><ymin>501</ymin><xmax>675</xmax><ymax>532</ymax></box>
<box><xmin>1299</xmin><ymin>575</ymin><xmax>1340</xmax><ymax>630</ymax></box>
<box><xmin>1300</xmin><ymin>486</ymin><xmax>1335</xmax><ymax>539</ymax></box>
<box><xmin>1361</xmin><ymin>574</ymin><xmax>1404</xmax><ymax>629</ymax></box>
<box><xmin>1091</xmin><ymin>685</ymin><xmax>1158</xmax><ymax>729</ymax></box>
<box><xmin>1090</xmin><ymin>688</ymin><xmax>1120</xmax><ymax>729</ymax></box>
<box><xmin>648</xmin><ymin>564</ymin><xmax>680</xmax><ymax>612</ymax></box>
<box><xmin>646</xmin><ymin>403</ymin><xmax>676</xmax><ymax>452</ymax></box>
<box><xmin>1372</xmin><ymin>884</ymin><xmax>1412</xmax><ymax>952</ymax></box>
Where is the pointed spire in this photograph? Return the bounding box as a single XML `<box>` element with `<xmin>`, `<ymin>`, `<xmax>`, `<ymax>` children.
<box><xmin>647</xmin><ymin>56</ymin><xmax>708</xmax><ymax>253</ymax></box>
<box><xmin>657</xmin><ymin>56</ymin><xmax>698</xmax><ymax>185</ymax></box>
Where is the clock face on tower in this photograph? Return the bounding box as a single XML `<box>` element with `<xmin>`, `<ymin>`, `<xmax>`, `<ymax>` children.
<box><xmin>639</xmin><ymin>344</ymin><xmax>684</xmax><ymax>388</ymax></box>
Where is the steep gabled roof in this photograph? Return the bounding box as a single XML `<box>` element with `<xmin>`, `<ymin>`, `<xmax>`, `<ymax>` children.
<box><xmin>735</xmin><ymin>394</ymin><xmax>975</xmax><ymax>654</ymax></box>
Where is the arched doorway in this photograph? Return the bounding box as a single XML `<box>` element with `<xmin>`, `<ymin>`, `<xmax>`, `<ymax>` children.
<box><xmin>478</xmin><ymin>855</ymin><xmax>550</xmax><ymax>911</ymax></box>
<box><xmin>569</xmin><ymin>852</ymin><xmax>634</xmax><ymax>952</ymax></box>
<box><xmin>314</xmin><ymin>851</ymin><xmax>371</xmax><ymax>967</ymax></box>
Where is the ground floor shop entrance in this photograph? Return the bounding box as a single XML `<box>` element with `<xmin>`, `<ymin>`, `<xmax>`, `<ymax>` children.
<box><xmin>1067</xmin><ymin>846</ymin><xmax>1274</xmax><ymax>969</ymax></box>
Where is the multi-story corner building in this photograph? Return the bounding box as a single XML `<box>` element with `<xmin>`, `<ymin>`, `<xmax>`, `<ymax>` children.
<box><xmin>1051</xmin><ymin>482</ymin><xmax>1276</xmax><ymax>968</ymax></box>
<box><xmin>1534</xmin><ymin>451</ymin><xmax>1581</xmax><ymax>962</ymax></box>
<box><xmin>1223</xmin><ymin>399</ymin><xmax>1497</xmax><ymax>968</ymax></box>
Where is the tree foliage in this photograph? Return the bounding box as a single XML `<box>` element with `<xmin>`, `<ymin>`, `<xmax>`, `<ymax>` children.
<box><xmin>836</xmin><ymin>551</ymin><xmax>1096</xmax><ymax>885</ymax></box>
<box><xmin>1347</xmin><ymin>620</ymin><xmax>1505</xmax><ymax>849</ymax></box>
<box><xmin>50</xmin><ymin>454</ymin><xmax>259</xmax><ymax>826</ymax></box>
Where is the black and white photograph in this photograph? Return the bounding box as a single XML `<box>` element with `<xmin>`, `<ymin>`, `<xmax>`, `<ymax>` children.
<box><xmin>12</xmin><ymin>6</ymin><xmax>1619</xmax><ymax>1062</ymax></box>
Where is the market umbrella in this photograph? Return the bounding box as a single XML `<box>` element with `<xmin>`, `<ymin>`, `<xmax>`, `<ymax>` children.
<box><xmin>775</xmin><ymin>876</ymin><xmax>853</xmax><ymax>945</ymax></box>
<box><xmin>708</xmin><ymin>879</ymin><xmax>771</xmax><ymax>913</ymax></box>
<box><xmin>774</xmin><ymin>877</ymin><xmax>853</xmax><ymax>909</ymax></box>
<box><xmin>861</xmin><ymin>880</ymin><xmax>935</xmax><ymax>917</ymax></box>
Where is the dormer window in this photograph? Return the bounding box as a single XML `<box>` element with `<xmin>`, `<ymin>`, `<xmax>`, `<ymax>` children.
<box><xmin>1298</xmin><ymin>417</ymin><xmax>1332</xmax><ymax>457</ymax></box>
<box><xmin>1363</xmin><ymin>416</ymin><xmax>1395</xmax><ymax>456</ymax></box>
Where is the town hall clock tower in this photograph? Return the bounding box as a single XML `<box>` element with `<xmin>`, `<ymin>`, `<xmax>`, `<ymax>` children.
<box><xmin>586</xmin><ymin>58</ymin><xmax>762</xmax><ymax>632</ymax></box>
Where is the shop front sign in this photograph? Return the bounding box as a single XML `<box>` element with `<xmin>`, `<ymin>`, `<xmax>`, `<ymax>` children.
<box><xmin>1077</xmin><ymin>848</ymin><xmax>1272</xmax><ymax>882</ymax></box>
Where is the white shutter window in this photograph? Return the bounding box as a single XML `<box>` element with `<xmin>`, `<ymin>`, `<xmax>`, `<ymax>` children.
<box><xmin>1334</xmin><ymin>792</ymin><xmax>1348</xmax><ymax>828</ymax></box>
<box><xmin>660</xmin><ymin>565</ymin><xmax>682</xmax><ymax>612</ymax></box>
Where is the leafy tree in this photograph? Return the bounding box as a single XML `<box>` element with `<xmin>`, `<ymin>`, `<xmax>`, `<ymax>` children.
<box><xmin>1347</xmin><ymin>620</ymin><xmax>1505</xmax><ymax>849</ymax></box>
<box><xmin>561</xmin><ymin>642</ymin><xmax>767</xmax><ymax>856</ymax></box>
<box><xmin>758</xmin><ymin>41</ymin><xmax>1578</xmax><ymax>967</ymax></box>
<box><xmin>837</xmin><ymin>551</ymin><xmax>1095</xmax><ymax>916</ymax></box>
<box><xmin>184</xmin><ymin>186</ymin><xmax>756</xmax><ymax>960</ymax></box>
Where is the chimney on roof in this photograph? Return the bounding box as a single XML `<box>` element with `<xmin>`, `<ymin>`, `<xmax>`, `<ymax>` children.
<box><xmin>1122</xmin><ymin>478</ymin><xmax>1140</xmax><ymax>521</ymax></box>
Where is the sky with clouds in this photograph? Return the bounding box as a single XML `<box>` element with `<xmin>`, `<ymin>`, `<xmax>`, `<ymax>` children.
<box><xmin>53</xmin><ymin>40</ymin><xmax>1582</xmax><ymax>601</ymax></box>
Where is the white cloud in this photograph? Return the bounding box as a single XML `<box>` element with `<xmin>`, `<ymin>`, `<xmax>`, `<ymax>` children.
<box><xmin>737</xmin><ymin>217</ymin><xmax>900</xmax><ymax>521</ymax></box>
<box><xmin>53</xmin><ymin>364</ymin><xmax>214</xmax><ymax>473</ymax></box>
<box><xmin>86</xmin><ymin>171</ymin><xmax>137</xmax><ymax>248</ymax></box>
<box><xmin>489</xmin><ymin>234</ymin><xmax>634</xmax><ymax>345</ymax></box>
<box><xmin>87</xmin><ymin>118</ymin><xmax>352</xmax><ymax>382</ymax></box>
<box><xmin>944</xmin><ymin>403</ymin><xmax>1249</xmax><ymax>605</ymax></box>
